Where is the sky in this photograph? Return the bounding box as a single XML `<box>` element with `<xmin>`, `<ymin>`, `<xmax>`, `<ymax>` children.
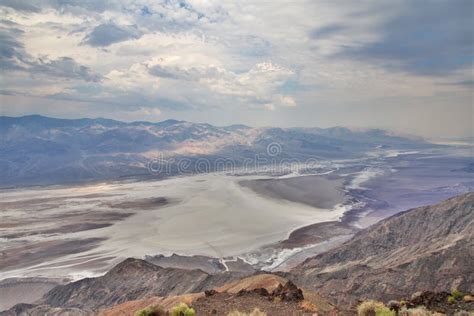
<box><xmin>0</xmin><ymin>0</ymin><xmax>472</xmax><ymax>138</ymax></box>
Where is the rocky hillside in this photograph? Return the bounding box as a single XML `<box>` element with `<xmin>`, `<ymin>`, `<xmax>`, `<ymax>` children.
<box><xmin>41</xmin><ymin>258</ymin><xmax>251</xmax><ymax>311</ymax></box>
<box><xmin>290</xmin><ymin>192</ymin><xmax>474</xmax><ymax>307</ymax></box>
<box><xmin>1</xmin><ymin>273</ymin><xmax>336</xmax><ymax>315</ymax></box>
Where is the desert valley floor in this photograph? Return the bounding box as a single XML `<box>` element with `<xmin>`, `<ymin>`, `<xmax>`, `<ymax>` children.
<box><xmin>1</xmin><ymin>146</ymin><xmax>472</xmax><ymax>288</ymax></box>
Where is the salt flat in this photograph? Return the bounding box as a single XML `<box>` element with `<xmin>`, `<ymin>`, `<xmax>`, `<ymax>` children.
<box><xmin>0</xmin><ymin>172</ymin><xmax>345</xmax><ymax>281</ymax></box>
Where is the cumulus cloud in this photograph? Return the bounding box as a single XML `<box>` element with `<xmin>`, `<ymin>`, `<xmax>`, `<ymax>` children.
<box><xmin>105</xmin><ymin>62</ymin><xmax>160</xmax><ymax>91</ymax></box>
<box><xmin>145</xmin><ymin>56</ymin><xmax>296</xmax><ymax>109</ymax></box>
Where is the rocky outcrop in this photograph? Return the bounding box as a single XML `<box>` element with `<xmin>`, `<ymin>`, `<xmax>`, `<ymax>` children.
<box><xmin>271</xmin><ymin>281</ymin><xmax>304</xmax><ymax>302</ymax></box>
<box><xmin>290</xmin><ymin>192</ymin><xmax>474</xmax><ymax>307</ymax></box>
<box><xmin>406</xmin><ymin>291</ymin><xmax>474</xmax><ymax>314</ymax></box>
<box><xmin>232</xmin><ymin>280</ymin><xmax>304</xmax><ymax>302</ymax></box>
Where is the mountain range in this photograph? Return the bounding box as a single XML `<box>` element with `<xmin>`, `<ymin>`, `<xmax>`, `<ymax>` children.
<box><xmin>0</xmin><ymin>115</ymin><xmax>430</xmax><ymax>186</ymax></box>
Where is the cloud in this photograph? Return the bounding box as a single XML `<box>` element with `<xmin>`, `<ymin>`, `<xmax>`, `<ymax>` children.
<box><xmin>105</xmin><ymin>63</ymin><xmax>161</xmax><ymax>91</ymax></box>
<box><xmin>440</xmin><ymin>79</ymin><xmax>474</xmax><ymax>87</ymax></box>
<box><xmin>263</xmin><ymin>103</ymin><xmax>275</xmax><ymax>111</ymax></box>
<box><xmin>0</xmin><ymin>27</ymin><xmax>101</xmax><ymax>82</ymax></box>
<box><xmin>276</xmin><ymin>95</ymin><xmax>297</xmax><ymax>107</ymax></box>
<box><xmin>52</xmin><ymin>0</ymin><xmax>117</xmax><ymax>13</ymax></box>
<box><xmin>310</xmin><ymin>24</ymin><xmax>346</xmax><ymax>39</ymax></box>
<box><xmin>146</xmin><ymin>56</ymin><xmax>296</xmax><ymax>109</ymax></box>
<box><xmin>230</xmin><ymin>35</ymin><xmax>272</xmax><ymax>57</ymax></box>
<box><xmin>0</xmin><ymin>0</ymin><xmax>40</xmax><ymax>12</ymax></box>
<box><xmin>135</xmin><ymin>0</ymin><xmax>224</xmax><ymax>32</ymax></box>
<box><xmin>31</xmin><ymin>56</ymin><xmax>102</xmax><ymax>82</ymax></box>
<box><xmin>148</xmin><ymin>63</ymin><xmax>202</xmax><ymax>81</ymax></box>
<box><xmin>332</xmin><ymin>0</ymin><xmax>474</xmax><ymax>76</ymax></box>
<box><xmin>0</xmin><ymin>28</ymin><xmax>26</xmax><ymax>70</ymax></box>
<box><xmin>262</xmin><ymin>95</ymin><xmax>296</xmax><ymax>111</ymax></box>
<box><xmin>83</xmin><ymin>23</ymin><xmax>142</xmax><ymax>47</ymax></box>
<box><xmin>202</xmin><ymin>62</ymin><xmax>295</xmax><ymax>99</ymax></box>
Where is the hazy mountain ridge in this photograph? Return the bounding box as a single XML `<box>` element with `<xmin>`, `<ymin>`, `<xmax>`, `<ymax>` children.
<box><xmin>0</xmin><ymin>115</ymin><xmax>431</xmax><ymax>186</ymax></box>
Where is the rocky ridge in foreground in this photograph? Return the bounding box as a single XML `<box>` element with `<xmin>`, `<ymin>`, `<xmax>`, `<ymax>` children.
<box><xmin>290</xmin><ymin>192</ymin><xmax>474</xmax><ymax>307</ymax></box>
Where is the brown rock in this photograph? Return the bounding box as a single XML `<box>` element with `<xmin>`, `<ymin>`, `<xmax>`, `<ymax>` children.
<box><xmin>205</xmin><ymin>289</ymin><xmax>218</xmax><ymax>297</ymax></box>
<box><xmin>271</xmin><ymin>281</ymin><xmax>304</xmax><ymax>302</ymax></box>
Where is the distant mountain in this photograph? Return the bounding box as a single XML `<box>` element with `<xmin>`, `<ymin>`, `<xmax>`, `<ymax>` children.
<box><xmin>0</xmin><ymin>115</ymin><xmax>431</xmax><ymax>186</ymax></box>
<box><xmin>290</xmin><ymin>192</ymin><xmax>474</xmax><ymax>307</ymax></box>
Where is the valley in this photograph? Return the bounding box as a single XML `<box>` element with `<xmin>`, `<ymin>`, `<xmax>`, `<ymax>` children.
<box><xmin>1</xmin><ymin>142</ymin><xmax>472</xmax><ymax>312</ymax></box>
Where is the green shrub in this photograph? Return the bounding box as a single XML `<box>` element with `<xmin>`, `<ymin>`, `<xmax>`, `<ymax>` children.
<box><xmin>448</xmin><ymin>296</ymin><xmax>456</xmax><ymax>304</ymax></box>
<box><xmin>375</xmin><ymin>306</ymin><xmax>396</xmax><ymax>316</ymax></box>
<box><xmin>358</xmin><ymin>300</ymin><xmax>395</xmax><ymax>316</ymax></box>
<box><xmin>135</xmin><ymin>305</ymin><xmax>166</xmax><ymax>316</ymax></box>
<box><xmin>451</xmin><ymin>290</ymin><xmax>464</xmax><ymax>300</ymax></box>
<box><xmin>170</xmin><ymin>303</ymin><xmax>196</xmax><ymax>316</ymax></box>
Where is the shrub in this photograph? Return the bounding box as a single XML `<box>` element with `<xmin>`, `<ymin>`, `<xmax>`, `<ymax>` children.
<box><xmin>170</xmin><ymin>303</ymin><xmax>195</xmax><ymax>316</ymax></box>
<box><xmin>375</xmin><ymin>306</ymin><xmax>396</xmax><ymax>316</ymax></box>
<box><xmin>135</xmin><ymin>305</ymin><xmax>166</xmax><ymax>316</ymax></box>
<box><xmin>228</xmin><ymin>308</ymin><xmax>267</xmax><ymax>316</ymax></box>
<box><xmin>358</xmin><ymin>300</ymin><xmax>395</xmax><ymax>316</ymax></box>
<box><xmin>447</xmin><ymin>296</ymin><xmax>456</xmax><ymax>304</ymax></box>
<box><xmin>451</xmin><ymin>290</ymin><xmax>464</xmax><ymax>300</ymax></box>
